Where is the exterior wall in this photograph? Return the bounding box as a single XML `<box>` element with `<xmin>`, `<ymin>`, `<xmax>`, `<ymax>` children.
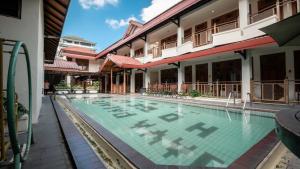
<box><xmin>114</xmin><ymin>0</ymin><xmax>298</xmax><ymax>65</ymax></box>
<box><xmin>0</xmin><ymin>0</ymin><xmax>44</xmax><ymax>123</ymax></box>
<box><xmin>89</xmin><ymin>59</ymin><xmax>102</xmax><ymax>72</ymax></box>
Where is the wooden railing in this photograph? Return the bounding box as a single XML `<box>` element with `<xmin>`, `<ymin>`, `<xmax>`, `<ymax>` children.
<box><xmin>147</xmin><ymin>83</ymin><xmax>178</xmax><ymax>94</ymax></box>
<box><xmin>161</xmin><ymin>41</ymin><xmax>177</xmax><ymax>50</ymax></box>
<box><xmin>183</xmin><ymin>35</ymin><xmax>192</xmax><ymax>43</ymax></box>
<box><xmin>250</xmin><ymin>80</ymin><xmax>289</xmax><ymax>103</ymax></box>
<box><xmin>193</xmin><ymin>29</ymin><xmax>212</xmax><ymax>47</ymax></box>
<box><xmin>214</xmin><ymin>19</ymin><xmax>239</xmax><ymax>33</ymax></box>
<box><xmin>111</xmin><ymin>84</ymin><xmax>124</xmax><ymax>94</ymax></box>
<box><xmin>182</xmin><ymin>81</ymin><xmax>242</xmax><ymax>98</ymax></box>
<box><xmin>249</xmin><ymin>0</ymin><xmax>296</xmax><ymax>23</ymax></box>
<box><xmin>150</xmin><ymin>46</ymin><xmax>161</xmax><ymax>58</ymax></box>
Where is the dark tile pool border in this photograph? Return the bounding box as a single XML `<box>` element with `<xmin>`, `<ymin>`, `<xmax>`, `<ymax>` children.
<box><xmin>60</xmin><ymin>97</ymin><xmax>279</xmax><ymax>169</ymax></box>
<box><xmin>50</xmin><ymin>97</ymin><xmax>107</xmax><ymax>169</ymax></box>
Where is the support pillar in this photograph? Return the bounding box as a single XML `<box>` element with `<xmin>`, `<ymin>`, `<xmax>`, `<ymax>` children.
<box><xmin>105</xmin><ymin>74</ymin><xmax>108</xmax><ymax>93</ymax></box>
<box><xmin>123</xmin><ymin>69</ymin><xmax>126</xmax><ymax>95</ymax></box>
<box><xmin>144</xmin><ymin>71</ymin><xmax>150</xmax><ymax>89</ymax></box>
<box><xmin>116</xmin><ymin>74</ymin><xmax>120</xmax><ymax>85</ymax></box>
<box><xmin>144</xmin><ymin>39</ymin><xmax>149</xmax><ymax>62</ymax></box>
<box><xmin>192</xmin><ymin>65</ymin><xmax>196</xmax><ymax>90</ymax></box>
<box><xmin>239</xmin><ymin>0</ymin><xmax>250</xmax><ymax>28</ymax></box>
<box><xmin>298</xmin><ymin>0</ymin><xmax>300</xmax><ymax>12</ymax></box>
<box><xmin>110</xmin><ymin>69</ymin><xmax>113</xmax><ymax>93</ymax></box>
<box><xmin>66</xmin><ymin>74</ymin><xmax>71</xmax><ymax>87</ymax></box>
<box><xmin>178</xmin><ymin>63</ymin><xmax>184</xmax><ymax>93</ymax></box>
<box><xmin>208</xmin><ymin>62</ymin><xmax>213</xmax><ymax>83</ymax></box>
<box><xmin>286</xmin><ymin>50</ymin><xmax>295</xmax><ymax>100</ymax></box>
<box><xmin>177</xmin><ymin>25</ymin><xmax>183</xmax><ymax>47</ymax></box>
<box><xmin>130</xmin><ymin>70</ymin><xmax>135</xmax><ymax>93</ymax></box>
<box><xmin>242</xmin><ymin>53</ymin><xmax>252</xmax><ymax>101</ymax></box>
<box><xmin>158</xmin><ymin>70</ymin><xmax>161</xmax><ymax>84</ymax></box>
<box><xmin>130</xmin><ymin>48</ymin><xmax>135</xmax><ymax>58</ymax></box>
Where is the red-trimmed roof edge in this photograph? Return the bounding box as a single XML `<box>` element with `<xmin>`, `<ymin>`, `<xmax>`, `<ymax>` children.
<box><xmin>99</xmin><ymin>36</ymin><xmax>277</xmax><ymax>72</ymax></box>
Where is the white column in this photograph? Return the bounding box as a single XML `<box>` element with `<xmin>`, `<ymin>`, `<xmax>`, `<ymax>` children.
<box><xmin>144</xmin><ymin>71</ymin><xmax>150</xmax><ymax>89</ymax></box>
<box><xmin>208</xmin><ymin>62</ymin><xmax>213</xmax><ymax>83</ymax></box>
<box><xmin>239</xmin><ymin>0</ymin><xmax>250</xmax><ymax>28</ymax></box>
<box><xmin>130</xmin><ymin>70</ymin><xmax>136</xmax><ymax>93</ymax></box>
<box><xmin>242</xmin><ymin>53</ymin><xmax>252</xmax><ymax>101</ymax></box>
<box><xmin>286</xmin><ymin>50</ymin><xmax>295</xmax><ymax>100</ymax></box>
<box><xmin>105</xmin><ymin>74</ymin><xmax>108</xmax><ymax>93</ymax></box>
<box><xmin>192</xmin><ymin>65</ymin><xmax>196</xmax><ymax>90</ymax></box>
<box><xmin>130</xmin><ymin>48</ymin><xmax>135</xmax><ymax>58</ymax></box>
<box><xmin>116</xmin><ymin>74</ymin><xmax>120</xmax><ymax>85</ymax></box>
<box><xmin>66</xmin><ymin>75</ymin><xmax>71</xmax><ymax>87</ymax></box>
<box><xmin>158</xmin><ymin>70</ymin><xmax>161</xmax><ymax>84</ymax></box>
<box><xmin>298</xmin><ymin>0</ymin><xmax>300</xmax><ymax>12</ymax></box>
<box><xmin>178</xmin><ymin>64</ymin><xmax>184</xmax><ymax>92</ymax></box>
<box><xmin>177</xmin><ymin>25</ymin><xmax>183</xmax><ymax>47</ymax></box>
<box><xmin>144</xmin><ymin>39</ymin><xmax>149</xmax><ymax>58</ymax></box>
<box><xmin>253</xmin><ymin>55</ymin><xmax>261</xmax><ymax>98</ymax></box>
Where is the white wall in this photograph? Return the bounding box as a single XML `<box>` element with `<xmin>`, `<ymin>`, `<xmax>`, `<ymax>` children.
<box><xmin>0</xmin><ymin>0</ymin><xmax>44</xmax><ymax>123</ymax></box>
<box><xmin>89</xmin><ymin>59</ymin><xmax>102</xmax><ymax>72</ymax></box>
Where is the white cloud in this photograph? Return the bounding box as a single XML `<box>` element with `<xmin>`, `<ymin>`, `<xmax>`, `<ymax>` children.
<box><xmin>105</xmin><ymin>16</ymin><xmax>138</xmax><ymax>29</ymax></box>
<box><xmin>140</xmin><ymin>0</ymin><xmax>182</xmax><ymax>22</ymax></box>
<box><xmin>78</xmin><ymin>0</ymin><xmax>118</xmax><ymax>9</ymax></box>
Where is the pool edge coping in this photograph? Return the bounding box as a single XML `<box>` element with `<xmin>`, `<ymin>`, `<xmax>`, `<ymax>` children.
<box><xmin>59</xmin><ymin>95</ymin><xmax>279</xmax><ymax>169</ymax></box>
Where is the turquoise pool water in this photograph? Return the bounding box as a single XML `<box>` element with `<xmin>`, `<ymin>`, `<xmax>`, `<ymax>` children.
<box><xmin>69</xmin><ymin>96</ymin><xmax>275</xmax><ymax>168</ymax></box>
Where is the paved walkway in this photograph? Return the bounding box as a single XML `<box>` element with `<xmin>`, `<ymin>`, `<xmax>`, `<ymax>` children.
<box><xmin>23</xmin><ymin>97</ymin><xmax>73</xmax><ymax>169</ymax></box>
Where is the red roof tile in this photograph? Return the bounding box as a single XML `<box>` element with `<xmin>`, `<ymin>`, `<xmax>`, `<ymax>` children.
<box><xmin>44</xmin><ymin>59</ymin><xmax>80</xmax><ymax>70</ymax></box>
<box><xmin>99</xmin><ymin>54</ymin><xmax>142</xmax><ymax>73</ymax></box>
<box><xmin>62</xmin><ymin>46</ymin><xmax>96</xmax><ymax>55</ymax></box>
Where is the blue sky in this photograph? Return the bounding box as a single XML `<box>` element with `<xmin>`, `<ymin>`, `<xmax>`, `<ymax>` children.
<box><xmin>62</xmin><ymin>0</ymin><xmax>181</xmax><ymax>52</ymax></box>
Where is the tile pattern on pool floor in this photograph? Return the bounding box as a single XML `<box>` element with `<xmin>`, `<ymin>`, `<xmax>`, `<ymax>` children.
<box><xmin>69</xmin><ymin>96</ymin><xmax>275</xmax><ymax>168</ymax></box>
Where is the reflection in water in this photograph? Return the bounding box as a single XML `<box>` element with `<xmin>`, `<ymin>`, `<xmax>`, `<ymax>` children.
<box><xmin>242</xmin><ymin>110</ymin><xmax>251</xmax><ymax>138</ymax></box>
<box><xmin>225</xmin><ymin>109</ymin><xmax>232</xmax><ymax>122</ymax></box>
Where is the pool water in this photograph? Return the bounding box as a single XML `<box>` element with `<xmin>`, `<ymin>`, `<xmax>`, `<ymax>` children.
<box><xmin>69</xmin><ymin>96</ymin><xmax>275</xmax><ymax>168</ymax></box>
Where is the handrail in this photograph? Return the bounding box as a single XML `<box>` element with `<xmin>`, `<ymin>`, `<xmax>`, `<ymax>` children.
<box><xmin>226</xmin><ymin>92</ymin><xmax>232</xmax><ymax>108</ymax></box>
<box><xmin>5</xmin><ymin>40</ymin><xmax>32</xmax><ymax>169</ymax></box>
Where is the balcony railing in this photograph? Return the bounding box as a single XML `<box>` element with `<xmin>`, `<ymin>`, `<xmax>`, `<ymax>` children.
<box><xmin>181</xmin><ymin>81</ymin><xmax>242</xmax><ymax>98</ymax></box>
<box><xmin>148</xmin><ymin>46</ymin><xmax>161</xmax><ymax>58</ymax></box>
<box><xmin>193</xmin><ymin>29</ymin><xmax>212</xmax><ymax>47</ymax></box>
<box><xmin>249</xmin><ymin>0</ymin><xmax>296</xmax><ymax>24</ymax></box>
<box><xmin>161</xmin><ymin>41</ymin><xmax>177</xmax><ymax>50</ymax></box>
<box><xmin>214</xmin><ymin>19</ymin><xmax>239</xmax><ymax>33</ymax></box>
<box><xmin>250</xmin><ymin>80</ymin><xmax>289</xmax><ymax>103</ymax></box>
<box><xmin>183</xmin><ymin>35</ymin><xmax>192</xmax><ymax>43</ymax></box>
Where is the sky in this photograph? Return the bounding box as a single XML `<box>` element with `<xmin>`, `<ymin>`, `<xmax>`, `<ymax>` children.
<box><xmin>62</xmin><ymin>0</ymin><xmax>182</xmax><ymax>52</ymax></box>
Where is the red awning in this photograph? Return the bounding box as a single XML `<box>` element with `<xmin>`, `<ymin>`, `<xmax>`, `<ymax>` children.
<box><xmin>136</xmin><ymin>36</ymin><xmax>276</xmax><ymax>68</ymax></box>
<box><xmin>99</xmin><ymin>54</ymin><xmax>142</xmax><ymax>73</ymax></box>
<box><xmin>99</xmin><ymin>36</ymin><xmax>276</xmax><ymax>73</ymax></box>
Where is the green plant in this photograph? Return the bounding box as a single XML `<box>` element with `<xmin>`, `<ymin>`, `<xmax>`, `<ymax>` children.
<box><xmin>189</xmin><ymin>90</ymin><xmax>200</xmax><ymax>97</ymax></box>
<box><xmin>72</xmin><ymin>84</ymin><xmax>84</xmax><ymax>90</ymax></box>
<box><xmin>54</xmin><ymin>81</ymin><xmax>70</xmax><ymax>90</ymax></box>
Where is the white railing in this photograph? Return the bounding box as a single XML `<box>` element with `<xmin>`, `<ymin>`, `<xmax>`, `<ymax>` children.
<box><xmin>193</xmin><ymin>29</ymin><xmax>212</xmax><ymax>47</ymax></box>
<box><xmin>215</xmin><ymin>20</ymin><xmax>239</xmax><ymax>33</ymax></box>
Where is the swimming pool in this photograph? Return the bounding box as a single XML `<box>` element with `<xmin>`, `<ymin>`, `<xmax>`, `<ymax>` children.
<box><xmin>68</xmin><ymin>96</ymin><xmax>275</xmax><ymax>168</ymax></box>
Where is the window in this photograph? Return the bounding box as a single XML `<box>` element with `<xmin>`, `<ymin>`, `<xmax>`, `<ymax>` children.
<box><xmin>184</xmin><ymin>66</ymin><xmax>192</xmax><ymax>83</ymax></box>
<box><xmin>184</xmin><ymin>28</ymin><xmax>192</xmax><ymax>43</ymax></box>
<box><xmin>0</xmin><ymin>0</ymin><xmax>22</xmax><ymax>19</ymax></box>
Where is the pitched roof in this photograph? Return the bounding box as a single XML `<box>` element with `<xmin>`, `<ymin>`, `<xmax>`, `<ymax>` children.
<box><xmin>96</xmin><ymin>0</ymin><xmax>209</xmax><ymax>59</ymax></box>
<box><xmin>62</xmin><ymin>46</ymin><xmax>96</xmax><ymax>55</ymax></box>
<box><xmin>44</xmin><ymin>59</ymin><xmax>80</xmax><ymax>70</ymax></box>
<box><xmin>99</xmin><ymin>54</ymin><xmax>142</xmax><ymax>73</ymax></box>
<box><xmin>123</xmin><ymin>20</ymin><xmax>144</xmax><ymax>39</ymax></box>
<box><xmin>61</xmin><ymin>46</ymin><xmax>97</xmax><ymax>60</ymax></box>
